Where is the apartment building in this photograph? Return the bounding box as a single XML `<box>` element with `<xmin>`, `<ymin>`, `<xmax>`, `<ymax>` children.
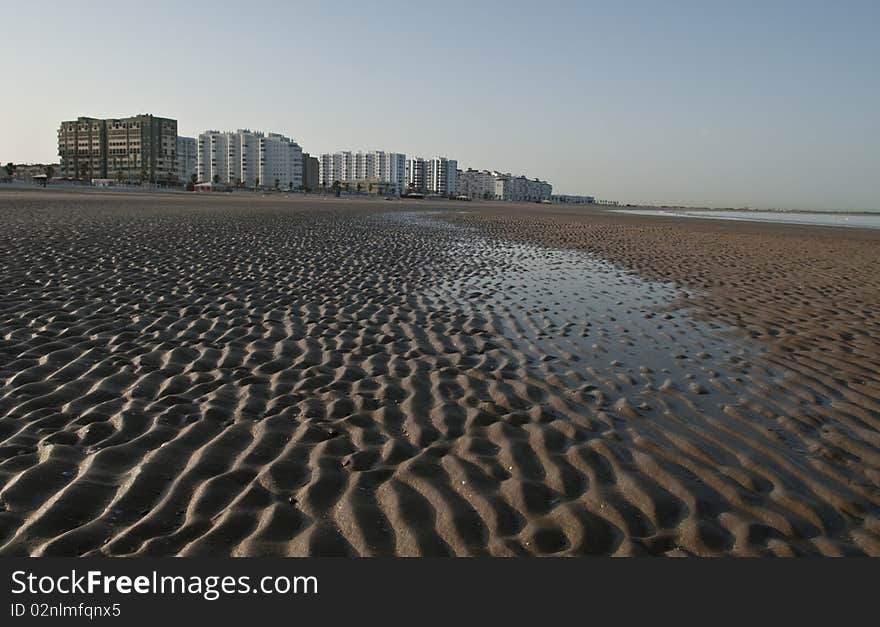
<box><xmin>177</xmin><ymin>136</ymin><xmax>197</xmax><ymax>183</ymax></box>
<box><xmin>456</xmin><ymin>168</ymin><xmax>552</xmax><ymax>201</ymax></box>
<box><xmin>260</xmin><ymin>133</ymin><xmax>303</xmax><ymax>189</ymax></box>
<box><xmin>302</xmin><ymin>153</ymin><xmax>319</xmax><ymax>191</ymax></box>
<box><xmin>197</xmin><ymin>129</ymin><xmax>303</xmax><ymax>189</ymax></box>
<box><xmin>373</xmin><ymin>152</ymin><xmax>406</xmax><ymax>189</ymax></box>
<box><xmin>58</xmin><ymin>114</ymin><xmax>177</xmax><ymax>183</ymax></box>
<box><xmin>494</xmin><ymin>174</ymin><xmax>552</xmax><ymax>202</ymax></box>
<box><xmin>406</xmin><ymin>156</ymin><xmax>457</xmax><ymax>195</ymax></box>
<box><xmin>58</xmin><ymin>117</ymin><xmax>105</xmax><ymax>179</ymax></box>
<box><xmin>405</xmin><ymin>157</ymin><xmax>426</xmax><ymax>192</ymax></box>
<box><xmin>455</xmin><ymin>168</ymin><xmax>498</xmax><ymax>199</ymax></box>
<box><xmin>318</xmin><ymin>151</ymin><xmax>406</xmax><ymax>193</ymax></box>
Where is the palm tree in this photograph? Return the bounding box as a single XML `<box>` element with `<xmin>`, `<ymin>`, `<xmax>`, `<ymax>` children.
<box><xmin>274</xmin><ymin>178</ymin><xmax>280</xmax><ymax>190</ymax></box>
<box><xmin>190</xmin><ymin>173</ymin><xmax>197</xmax><ymax>185</ymax></box>
<box><xmin>331</xmin><ymin>180</ymin><xmax>342</xmax><ymax>197</ymax></box>
<box><xmin>3</xmin><ymin>162</ymin><xmax>13</xmax><ymax>178</ymax></box>
<box><xmin>45</xmin><ymin>165</ymin><xmax>55</xmax><ymax>179</ymax></box>
<box><xmin>213</xmin><ymin>174</ymin><xmax>220</xmax><ymax>185</ymax></box>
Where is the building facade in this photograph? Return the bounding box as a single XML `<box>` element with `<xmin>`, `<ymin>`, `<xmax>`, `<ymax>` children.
<box><xmin>302</xmin><ymin>153</ymin><xmax>319</xmax><ymax>191</ymax></box>
<box><xmin>426</xmin><ymin>157</ymin><xmax>457</xmax><ymax>195</ymax></box>
<box><xmin>455</xmin><ymin>168</ymin><xmax>552</xmax><ymax>201</ymax></box>
<box><xmin>58</xmin><ymin>114</ymin><xmax>178</xmax><ymax>183</ymax></box>
<box><xmin>318</xmin><ymin>151</ymin><xmax>406</xmax><ymax>193</ymax></box>
<box><xmin>406</xmin><ymin>156</ymin><xmax>457</xmax><ymax>195</ymax></box>
<box><xmin>58</xmin><ymin>117</ymin><xmax>105</xmax><ymax>179</ymax></box>
<box><xmin>405</xmin><ymin>157</ymin><xmax>425</xmax><ymax>193</ymax></box>
<box><xmin>8</xmin><ymin>163</ymin><xmax>61</xmax><ymax>182</ymax></box>
<box><xmin>177</xmin><ymin>136</ymin><xmax>197</xmax><ymax>184</ymax></box>
<box><xmin>551</xmin><ymin>194</ymin><xmax>594</xmax><ymax>204</ymax></box>
<box><xmin>494</xmin><ymin>175</ymin><xmax>552</xmax><ymax>202</ymax></box>
<box><xmin>260</xmin><ymin>133</ymin><xmax>303</xmax><ymax>189</ymax></box>
<box><xmin>455</xmin><ymin>169</ymin><xmax>498</xmax><ymax>199</ymax></box>
<box><xmin>197</xmin><ymin>129</ymin><xmax>302</xmax><ymax>189</ymax></box>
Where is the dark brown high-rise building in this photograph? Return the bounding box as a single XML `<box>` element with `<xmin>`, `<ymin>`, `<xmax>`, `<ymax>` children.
<box><xmin>58</xmin><ymin>114</ymin><xmax>178</xmax><ymax>183</ymax></box>
<box><xmin>302</xmin><ymin>152</ymin><xmax>319</xmax><ymax>191</ymax></box>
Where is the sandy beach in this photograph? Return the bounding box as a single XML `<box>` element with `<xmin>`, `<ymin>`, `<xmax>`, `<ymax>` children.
<box><xmin>0</xmin><ymin>188</ymin><xmax>877</xmax><ymax>556</ymax></box>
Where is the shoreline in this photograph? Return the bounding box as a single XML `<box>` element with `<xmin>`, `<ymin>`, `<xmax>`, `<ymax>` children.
<box><xmin>2</xmin><ymin>184</ymin><xmax>878</xmax><ymax>217</ymax></box>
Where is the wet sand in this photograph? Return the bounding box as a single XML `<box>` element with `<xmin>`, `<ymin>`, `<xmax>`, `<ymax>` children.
<box><xmin>0</xmin><ymin>189</ymin><xmax>877</xmax><ymax>556</ymax></box>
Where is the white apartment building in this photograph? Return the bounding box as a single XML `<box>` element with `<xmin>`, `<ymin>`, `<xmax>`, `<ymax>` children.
<box><xmin>197</xmin><ymin>132</ymin><xmax>223</xmax><ymax>184</ymax></box>
<box><xmin>456</xmin><ymin>168</ymin><xmax>552</xmax><ymax>201</ymax></box>
<box><xmin>455</xmin><ymin>169</ymin><xmax>498</xmax><ymax>199</ymax></box>
<box><xmin>318</xmin><ymin>151</ymin><xmax>406</xmax><ymax>192</ymax></box>
<box><xmin>406</xmin><ymin>156</ymin><xmax>457</xmax><ymax>195</ymax></box>
<box><xmin>197</xmin><ymin>129</ymin><xmax>302</xmax><ymax>189</ymax></box>
<box><xmin>319</xmin><ymin>151</ymin><xmax>353</xmax><ymax>185</ymax></box>
<box><xmin>176</xmin><ymin>136</ymin><xmax>197</xmax><ymax>184</ymax></box>
<box><xmin>374</xmin><ymin>151</ymin><xmax>406</xmax><ymax>188</ymax></box>
<box><xmin>260</xmin><ymin>133</ymin><xmax>303</xmax><ymax>190</ymax></box>
<box><xmin>427</xmin><ymin>157</ymin><xmax>457</xmax><ymax>195</ymax></box>
<box><xmin>494</xmin><ymin>174</ymin><xmax>552</xmax><ymax>202</ymax></box>
<box><xmin>405</xmin><ymin>158</ymin><xmax>426</xmax><ymax>192</ymax></box>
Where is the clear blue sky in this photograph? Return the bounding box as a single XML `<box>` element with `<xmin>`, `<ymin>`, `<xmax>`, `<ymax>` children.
<box><xmin>1</xmin><ymin>0</ymin><xmax>877</xmax><ymax>209</ymax></box>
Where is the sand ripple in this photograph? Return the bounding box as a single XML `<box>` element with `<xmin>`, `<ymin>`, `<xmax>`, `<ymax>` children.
<box><xmin>0</xmin><ymin>193</ymin><xmax>877</xmax><ymax>556</ymax></box>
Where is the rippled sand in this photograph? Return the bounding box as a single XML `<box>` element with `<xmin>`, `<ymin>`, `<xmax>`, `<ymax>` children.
<box><xmin>0</xmin><ymin>190</ymin><xmax>877</xmax><ymax>556</ymax></box>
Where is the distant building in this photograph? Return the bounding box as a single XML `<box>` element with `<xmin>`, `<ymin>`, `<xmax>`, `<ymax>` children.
<box><xmin>9</xmin><ymin>163</ymin><xmax>60</xmax><ymax>182</ymax></box>
<box><xmin>345</xmin><ymin>178</ymin><xmax>399</xmax><ymax>196</ymax></box>
<box><xmin>58</xmin><ymin>117</ymin><xmax>105</xmax><ymax>180</ymax></box>
<box><xmin>302</xmin><ymin>152</ymin><xmax>319</xmax><ymax>191</ymax></box>
<box><xmin>197</xmin><ymin>129</ymin><xmax>302</xmax><ymax>189</ymax></box>
<box><xmin>176</xmin><ymin>136</ymin><xmax>197</xmax><ymax>184</ymax></box>
<box><xmin>551</xmin><ymin>194</ymin><xmax>594</xmax><ymax>204</ymax></box>
<box><xmin>406</xmin><ymin>156</ymin><xmax>457</xmax><ymax>195</ymax></box>
<box><xmin>318</xmin><ymin>151</ymin><xmax>406</xmax><ymax>193</ymax></box>
<box><xmin>427</xmin><ymin>157</ymin><xmax>457</xmax><ymax>196</ymax></box>
<box><xmin>456</xmin><ymin>168</ymin><xmax>552</xmax><ymax>201</ymax></box>
<box><xmin>404</xmin><ymin>157</ymin><xmax>425</xmax><ymax>193</ymax></box>
<box><xmin>58</xmin><ymin>114</ymin><xmax>178</xmax><ymax>183</ymax></box>
<box><xmin>455</xmin><ymin>169</ymin><xmax>498</xmax><ymax>200</ymax></box>
<box><xmin>494</xmin><ymin>174</ymin><xmax>551</xmax><ymax>202</ymax></box>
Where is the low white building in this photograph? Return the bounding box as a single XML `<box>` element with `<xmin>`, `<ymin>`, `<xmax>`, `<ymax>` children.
<box><xmin>176</xmin><ymin>136</ymin><xmax>197</xmax><ymax>184</ymax></box>
<box><xmin>495</xmin><ymin>175</ymin><xmax>552</xmax><ymax>202</ymax></box>
<box><xmin>456</xmin><ymin>168</ymin><xmax>552</xmax><ymax>201</ymax></box>
<box><xmin>551</xmin><ymin>194</ymin><xmax>594</xmax><ymax>204</ymax></box>
<box><xmin>197</xmin><ymin>129</ymin><xmax>302</xmax><ymax>189</ymax></box>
